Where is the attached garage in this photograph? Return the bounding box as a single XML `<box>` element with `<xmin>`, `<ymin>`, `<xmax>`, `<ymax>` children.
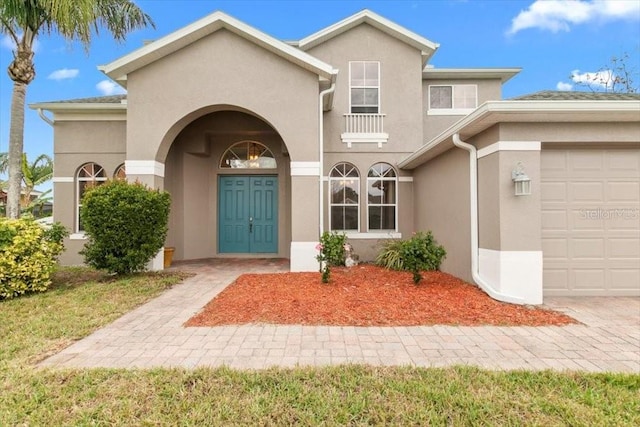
<box><xmin>542</xmin><ymin>147</ymin><xmax>640</xmax><ymax>296</ymax></box>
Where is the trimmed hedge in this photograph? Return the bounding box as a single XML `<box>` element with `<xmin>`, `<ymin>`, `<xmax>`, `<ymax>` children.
<box><xmin>0</xmin><ymin>217</ymin><xmax>67</xmax><ymax>299</ymax></box>
<box><xmin>80</xmin><ymin>180</ymin><xmax>171</xmax><ymax>275</ymax></box>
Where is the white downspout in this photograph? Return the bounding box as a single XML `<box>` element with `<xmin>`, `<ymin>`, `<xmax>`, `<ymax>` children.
<box><xmin>37</xmin><ymin>108</ymin><xmax>54</xmax><ymax>126</ymax></box>
<box><xmin>453</xmin><ymin>133</ymin><xmax>525</xmax><ymax>305</ymax></box>
<box><xmin>318</xmin><ymin>83</ymin><xmax>335</xmax><ymax>235</ymax></box>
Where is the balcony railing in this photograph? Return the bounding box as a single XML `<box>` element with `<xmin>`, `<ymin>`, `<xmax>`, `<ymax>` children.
<box><xmin>341</xmin><ymin>113</ymin><xmax>389</xmax><ymax>148</ymax></box>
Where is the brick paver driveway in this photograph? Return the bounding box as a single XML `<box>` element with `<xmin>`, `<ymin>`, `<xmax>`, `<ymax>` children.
<box><xmin>40</xmin><ymin>259</ymin><xmax>640</xmax><ymax>372</ymax></box>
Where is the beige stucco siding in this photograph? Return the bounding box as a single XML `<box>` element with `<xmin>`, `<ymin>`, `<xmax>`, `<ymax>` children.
<box><xmin>164</xmin><ymin>111</ymin><xmax>291</xmax><ymax>261</ymax></box>
<box><xmin>308</xmin><ymin>23</ymin><xmax>424</xmax><ymax>155</ymax></box>
<box><xmin>412</xmin><ymin>148</ymin><xmax>472</xmax><ymax>282</ymax></box>
<box><xmin>125</xmin><ymin>28</ymin><xmax>321</xmax><ymax>164</ymax></box>
<box><xmin>423</xmin><ymin>79</ymin><xmax>502</xmax><ymax>142</ymax></box>
<box><xmin>499</xmin><ymin>122</ymin><xmax>640</xmax><ymax>144</ymax></box>
<box><xmin>52</xmin><ymin>120</ymin><xmax>126</xmax><ymax>265</ymax></box>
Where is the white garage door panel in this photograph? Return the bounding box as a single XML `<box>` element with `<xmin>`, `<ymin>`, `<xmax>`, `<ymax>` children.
<box><xmin>542</xmin><ymin>148</ymin><xmax>640</xmax><ymax>296</ymax></box>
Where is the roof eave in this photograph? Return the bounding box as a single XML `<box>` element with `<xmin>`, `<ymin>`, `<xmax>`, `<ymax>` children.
<box><xmin>28</xmin><ymin>102</ymin><xmax>127</xmax><ymax>113</ymax></box>
<box><xmin>99</xmin><ymin>11</ymin><xmax>337</xmax><ymax>85</ymax></box>
<box><xmin>422</xmin><ymin>68</ymin><xmax>522</xmax><ymax>83</ymax></box>
<box><xmin>399</xmin><ymin>100</ymin><xmax>640</xmax><ymax>169</ymax></box>
<box><xmin>298</xmin><ymin>9</ymin><xmax>439</xmax><ymax>61</ymax></box>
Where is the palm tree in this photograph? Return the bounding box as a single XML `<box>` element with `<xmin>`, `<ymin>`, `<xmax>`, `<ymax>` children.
<box><xmin>0</xmin><ymin>152</ymin><xmax>53</xmax><ymax>214</ymax></box>
<box><xmin>0</xmin><ymin>0</ymin><xmax>154</xmax><ymax>218</ymax></box>
<box><xmin>20</xmin><ymin>153</ymin><xmax>52</xmax><ymax>208</ymax></box>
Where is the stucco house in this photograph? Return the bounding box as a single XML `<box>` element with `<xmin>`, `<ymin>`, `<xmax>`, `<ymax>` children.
<box><xmin>31</xmin><ymin>10</ymin><xmax>640</xmax><ymax>305</ymax></box>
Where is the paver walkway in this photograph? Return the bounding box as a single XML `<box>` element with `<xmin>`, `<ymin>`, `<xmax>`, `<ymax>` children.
<box><xmin>40</xmin><ymin>259</ymin><xmax>640</xmax><ymax>372</ymax></box>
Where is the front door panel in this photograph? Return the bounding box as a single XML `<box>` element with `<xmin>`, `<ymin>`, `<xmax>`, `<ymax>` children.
<box><xmin>219</xmin><ymin>176</ymin><xmax>278</xmax><ymax>253</ymax></box>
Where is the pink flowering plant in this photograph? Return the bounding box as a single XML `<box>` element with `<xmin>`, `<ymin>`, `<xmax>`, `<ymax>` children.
<box><xmin>315</xmin><ymin>231</ymin><xmax>348</xmax><ymax>283</ymax></box>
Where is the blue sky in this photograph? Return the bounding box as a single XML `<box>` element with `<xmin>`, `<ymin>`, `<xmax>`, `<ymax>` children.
<box><xmin>1</xmin><ymin>0</ymin><xmax>639</xmax><ymax>189</ymax></box>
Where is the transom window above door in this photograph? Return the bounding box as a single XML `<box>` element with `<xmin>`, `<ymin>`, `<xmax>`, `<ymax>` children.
<box><xmin>350</xmin><ymin>61</ymin><xmax>380</xmax><ymax>114</ymax></box>
<box><xmin>220</xmin><ymin>141</ymin><xmax>277</xmax><ymax>169</ymax></box>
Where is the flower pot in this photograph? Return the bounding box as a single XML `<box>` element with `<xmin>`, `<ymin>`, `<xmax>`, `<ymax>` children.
<box><xmin>164</xmin><ymin>247</ymin><xmax>175</xmax><ymax>268</ymax></box>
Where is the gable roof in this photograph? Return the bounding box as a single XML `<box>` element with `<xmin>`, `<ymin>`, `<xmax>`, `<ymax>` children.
<box><xmin>99</xmin><ymin>11</ymin><xmax>338</xmax><ymax>87</ymax></box>
<box><xmin>298</xmin><ymin>9</ymin><xmax>439</xmax><ymax>63</ymax></box>
<box><xmin>512</xmin><ymin>90</ymin><xmax>640</xmax><ymax>101</ymax></box>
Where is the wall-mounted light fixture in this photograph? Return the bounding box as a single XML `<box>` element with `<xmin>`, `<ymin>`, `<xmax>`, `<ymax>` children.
<box><xmin>511</xmin><ymin>161</ymin><xmax>531</xmax><ymax>196</ymax></box>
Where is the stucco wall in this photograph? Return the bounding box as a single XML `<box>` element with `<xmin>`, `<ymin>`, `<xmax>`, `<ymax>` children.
<box><xmin>412</xmin><ymin>148</ymin><xmax>472</xmax><ymax>282</ymax></box>
<box><xmin>53</xmin><ymin>120</ymin><xmax>126</xmax><ymax>265</ymax></box>
<box><xmin>125</xmin><ymin>28</ymin><xmax>321</xmax><ymax>165</ymax></box>
<box><xmin>164</xmin><ymin>111</ymin><xmax>291</xmax><ymax>261</ymax></box>
<box><xmin>307</xmin><ymin>23</ymin><xmax>424</xmax><ymax>155</ymax></box>
<box><xmin>422</xmin><ymin>79</ymin><xmax>502</xmax><ymax>142</ymax></box>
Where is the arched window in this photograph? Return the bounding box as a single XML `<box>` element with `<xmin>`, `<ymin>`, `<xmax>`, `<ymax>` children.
<box><xmin>329</xmin><ymin>162</ymin><xmax>359</xmax><ymax>231</ymax></box>
<box><xmin>220</xmin><ymin>141</ymin><xmax>276</xmax><ymax>169</ymax></box>
<box><xmin>367</xmin><ymin>163</ymin><xmax>397</xmax><ymax>231</ymax></box>
<box><xmin>114</xmin><ymin>163</ymin><xmax>126</xmax><ymax>180</ymax></box>
<box><xmin>76</xmin><ymin>163</ymin><xmax>107</xmax><ymax>232</ymax></box>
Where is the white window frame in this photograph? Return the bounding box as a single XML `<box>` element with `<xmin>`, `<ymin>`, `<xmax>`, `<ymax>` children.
<box><xmin>220</xmin><ymin>140</ymin><xmax>277</xmax><ymax>169</ymax></box>
<box><xmin>114</xmin><ymin>163</ymin><xmax>126</xmax><ymax>180</ymax></box>
<box><xmin>349</xmin><ymin>61</ymin><xmax>381</xmax><ymax>114</ymax></box>
<box><xmin>328</xmin><ymin>162</ymin><xmax>360</xmax><ymax>232</ymax></box>
<box><xmin>367</xmin><ymin>163</ymin><xmax>398</xmax><ymax>232</ymax></box>
<box><xmin>76</xmin><ymin>163</ymin><xmax>107</xmax><ymax>233</ymax></box>
<box><xmin>428</xmin><ymin>84</ymin><xmax>477</xmax><ymax>116</ymax></box>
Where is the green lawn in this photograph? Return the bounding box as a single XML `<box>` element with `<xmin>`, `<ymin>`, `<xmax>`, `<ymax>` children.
<box><xmin>1</xmin><ymin>268</ymin><xmax>639</xmax><ymax>425</ymax></box>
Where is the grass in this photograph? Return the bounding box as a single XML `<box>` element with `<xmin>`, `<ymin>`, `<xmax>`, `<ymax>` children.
<box><xmin>1</xmin><ymin>267</ymin><xmax>639</xmax><ymax>425</ymax></box>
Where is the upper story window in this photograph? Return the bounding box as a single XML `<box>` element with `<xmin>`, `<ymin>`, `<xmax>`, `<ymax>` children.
<box><xmin>367</xmin><ymin>163</ymin><xmax>397</xmax><ymax>231</ymax></box>
<box><xmin>350</xmin><ymin>61</ymin><xmax>380</xmax><ymax>114</ymax></box>
<box><xmin>428</xmin><ymin>84</ymin><xmax>477</xmax><ymax>115</ymax></box>
<box><xmin>76</xmin><ymin>162</ymin><xmax>107</xmax><ymax>232</ymax></box>
<box><xmin>220</xmin><ymin>141</ymin><xmax>276</xmax><ymax>169</ymax></box>
<box><xmin>329</xmin><ymin>162</ymin><xmax>359</xmax><ymax>231</ymax></box>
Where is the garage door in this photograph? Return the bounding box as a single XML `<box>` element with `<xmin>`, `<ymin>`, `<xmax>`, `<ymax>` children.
<box><xmin>541</xmin><ymin>148</ymin><xmax>640</xmax><ymax>296</ymax></box>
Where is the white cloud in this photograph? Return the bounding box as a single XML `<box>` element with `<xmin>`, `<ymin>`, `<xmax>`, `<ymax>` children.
<box><xmin>47</xmin><ymin>68</ymin><xmax>79</xmax><ymax>80</ymax></box>
<box><xmin>96</xmin><ymin>80</ymin><xmax>127</xmax><ymax>96</ymax></box>
<box><xmin>507</xmin><ymin>0</ymin><xmax>640</xmax><ymax>35</ymax></box>
<box><xmin>570</xmin><ymin>69</ymin><xmax>617</xmax><ymax>89</ymax></box>
<box><xmin>556</xmin><ymin>81</ymin><xmax>574</xmax><ymax>91</ymax></box>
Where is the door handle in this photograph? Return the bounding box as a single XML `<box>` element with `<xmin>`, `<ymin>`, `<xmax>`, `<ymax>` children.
<box><xmin>249</xmin><ymin>217</ymin><xmax>253</xmax><ymax>233</ymax></box>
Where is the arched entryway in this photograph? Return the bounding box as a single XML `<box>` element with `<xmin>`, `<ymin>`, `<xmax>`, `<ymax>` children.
<box><xmin>162</xmin><ymin>110</ymin><xmax>291</xmax><ymax>262</ymax></box>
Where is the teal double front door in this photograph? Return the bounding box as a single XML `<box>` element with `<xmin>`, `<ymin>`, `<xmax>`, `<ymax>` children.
<box><xmin>218</xmin><ymin>176</ymin><xmax>278</xmax><ymax>253</ymax></box>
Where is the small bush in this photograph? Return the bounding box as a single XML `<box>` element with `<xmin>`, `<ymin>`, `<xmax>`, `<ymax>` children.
<box><xmin>376</xmin><ymin>231</ymin><xmax>447</xmax><ymax>284</ymax></box>
<box><xmin>319</xmin><ymin>231</ymin><xmax>348</xmax><ymax>267</ymax></box>
<box><xmin>80</xmin><ymin>180</ymin><xmax>171</xmax><ymax>275</ymax></box>
<box><xmin>315</xmin><ymin>232</ymin><xmax>349</xmax><ymax>283</ymax></box>
<box><xmin>0</xmin><ymin>217</ymin><xmax>67</xmax><ymax>299</ymax></box>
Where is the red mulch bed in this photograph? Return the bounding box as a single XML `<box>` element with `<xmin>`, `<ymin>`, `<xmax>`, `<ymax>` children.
<box><xmin>185</xmin><ymin>265</ymin><xmax>577</xmax><ymax>327</ymax></box>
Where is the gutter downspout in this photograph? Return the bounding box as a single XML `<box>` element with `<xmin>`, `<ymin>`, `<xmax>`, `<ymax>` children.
<box><xmin>37</xmin><ymin>108</ymin><xmax>54</xmax><ymax>126</ymax></box>
<box><xmin>318</xmin><ymin>83</ymin><xmax>335</xmax><ymax>235</ymax></box>
<box><xmin>453</xmin><ymin>133</ymin><xmax>525</xmax><ymax>305</ymax></box>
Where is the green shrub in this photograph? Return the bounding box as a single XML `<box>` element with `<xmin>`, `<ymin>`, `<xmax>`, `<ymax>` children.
<box><xmin>0</xmin><ymin>217</ymin><xmax>67</xmax><ymax>299</ymax></box>
<box><xmin>376</xmin><ymin>231</ymin><xmax>447</xmax><ymax>284</ymax></box>
<box><xmin>80</xmin><ymin>180</ymin><xmax>171</xmax><ymax>275</ymax></box>
<box><xmin>319</xmin><ymin>231</ymin><xmax>348</xmax><ymax>267</ymax></box>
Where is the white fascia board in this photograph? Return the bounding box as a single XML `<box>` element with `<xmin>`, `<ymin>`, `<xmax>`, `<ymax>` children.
<box><xmin>298</xmin><ymin>9</ymin><xmax>439</xmax><ymax>56</ymax></box>
<box><xmin>422</xmin><ymin>68</ymin><xmax>522</xmax><ymax>83</ymax></box>
<box><xmin>99</xmin><ymin>11</ymin><xmax>337</xmax><ymax>83</ymax></box>
<box><xmin>399</xmin><ymin>99</ymin><xmax>640</xmax><ymax>169</ymax></box>
<box><xmin>28</xmin><ymin>102</ymin><xmax>126</xmax><ymax>112</ymax></box>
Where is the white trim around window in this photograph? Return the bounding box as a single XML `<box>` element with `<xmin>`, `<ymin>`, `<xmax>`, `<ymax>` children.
<box><xmin>349</xmin><ymin>61</ymin><xmax>381</xmax><ymax>114</ymax></box>
<box><xmin>427</xmin><ymin>84</ymin><xmax>477</xmax><ymax>116</ymax></box>
<box><xmin>366</xmin><ymin>162</ymin><xmax>398</xmax><ymax>232</ymax></box>
<box><xmin>76</xmin><ymin>163</ymin><xmax>108</xmax><ymax>233</ymax></box>
<box><xmin>328</xmin><ymin>162</ymin><xmax>360</xmax><ymax>232</ymax></box>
